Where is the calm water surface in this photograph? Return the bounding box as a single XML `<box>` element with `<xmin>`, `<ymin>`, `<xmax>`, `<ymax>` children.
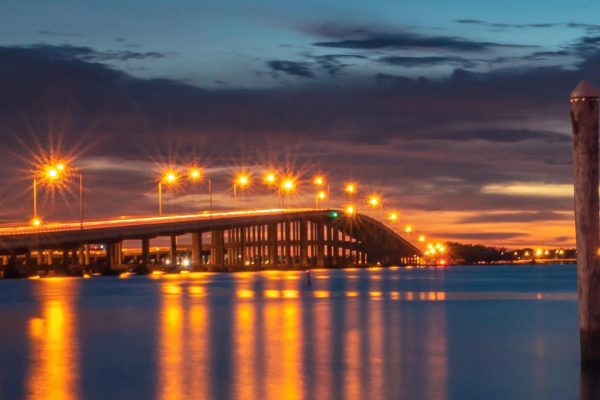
<box><xmin>0</xmin><ymin>265</ymin><xmax>591</xmax><ymax>400</ymax></box>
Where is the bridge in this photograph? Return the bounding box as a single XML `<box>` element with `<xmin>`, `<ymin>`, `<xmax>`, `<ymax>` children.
<box><xmin>0</xmin><ymin>209</ymin><xmax>422</xmax><ymax>276</ymax></box>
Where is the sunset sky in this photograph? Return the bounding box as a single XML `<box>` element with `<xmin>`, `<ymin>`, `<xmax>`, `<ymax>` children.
<box><xmin>1</xmin><ymin>0</ymin><xmax>600</xmax><ymax>248</ymax></box>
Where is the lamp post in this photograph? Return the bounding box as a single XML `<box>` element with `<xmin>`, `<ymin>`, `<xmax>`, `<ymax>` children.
<box><xmin>31</xmin><ymin>161</ymin><xmax>80</xmax><ymax>226</ymax></box>
<box><xmin>158</xmin><ymin>170</ymin><xmax>178</xmax><ymax>216</ymax></box>
<box><xmin>233</xmin><ymin>173</ymin><xmax>250</xmax><ymax>199</ymax></box>
<box><xmin>313</xmin><ymin>175</ymin><xmax>329</xmax><ymax>209</ymax></box>
<box><xmin>187</xmin><ymin>166</ymin><xmax>213</xmax><ymax>214</ymax></box>
<box><xmin>280</xmin><ymin>177</ymin><xmax>296</xmax><ymax>209</ymax></box>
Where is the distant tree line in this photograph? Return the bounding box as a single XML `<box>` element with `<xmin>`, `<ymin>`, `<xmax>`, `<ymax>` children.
<box><xmin>445</xmin><ymin>242</ymin><xmax>576</xmax><ymax>265</ymax></box>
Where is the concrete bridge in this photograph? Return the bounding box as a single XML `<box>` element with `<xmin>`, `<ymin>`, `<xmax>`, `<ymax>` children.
<box><xmin>0</xmin><ymin>208</ymin><xmax>422</xmax><ymax>276</ymax></box>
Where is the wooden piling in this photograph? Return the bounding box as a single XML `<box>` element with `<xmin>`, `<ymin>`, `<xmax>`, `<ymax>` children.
<box><xmin>570</xmin><ymin>80</ymin><xmax>600</xmax><ymax>363</ymax></box>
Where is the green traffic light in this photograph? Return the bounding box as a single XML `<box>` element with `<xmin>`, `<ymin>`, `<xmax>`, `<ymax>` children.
<box><xmin>329</xmin><ymin>211</ymin><xmax>339</xmax><ymax>218</ymax></box>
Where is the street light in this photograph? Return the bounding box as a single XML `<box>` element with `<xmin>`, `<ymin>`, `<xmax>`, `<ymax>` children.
<box><xmin>187</xmin><ymin>166</ymin><xmax>212</xmax><ymax>214</ymax></box>
<box><xmin>32</xmin><ymin>160</ymin><xmax>84</xmax><ymax>228</ymax></box>
<box><xmin>367</xmin><ymin>194</ymin><xmax>382</xmax><ymax>209</ymax></box>
<box><xmin>344</xmin><ymin>182</ymin><xmax>357</xmax><ymax>196</ymax></box>
<box><xmin>313</xmin><ymin>175</ymin><xmax>330</xmax><ymax>209</ymax></box>
<box><xmin>344</xmin><ymin>204</ymin><xmax>357</xmax><ymax>216</ymax></box>
<box><xmin>404</xmin><ymin>225</ymin><xmax>413</xmax><ymax>234</ymax></box>
<box><xmin>280</xmin><ymin>176</ymin><xmax>296</xmax><ymax>208</ymax></box>
<box><xmin>263</xmin><ymin>171</ymin><xmax>278</xmax><ymax>186</ymax></box>
<box><xmin>388</xmin><ymin>210</ymin><xmax>399</xmax><ymax>223</ymax></box>
<box><xmin>316</xmin><ymin>190</ymin><xmax>327</xmax><ymax>208</ymax></box>
<box><xmin>158</xmin><ymin>169</ymin><xmax>179</xmax><ymax>216</ymax></box>
<box><xmin>233</xmin><ymin>172</ymin><xmax>250</xmax><ymax>198</ymax></box>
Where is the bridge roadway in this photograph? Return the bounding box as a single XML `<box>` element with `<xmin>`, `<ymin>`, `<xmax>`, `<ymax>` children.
<box><xmin>0</xmin><ymin>208</ymin><xmax>422</xmax><ymax>275</ymax></box>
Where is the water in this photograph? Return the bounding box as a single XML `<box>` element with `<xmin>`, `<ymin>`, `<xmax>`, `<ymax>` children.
<box><xmin>0</xmin><ymin>265</ymin><xmax>591</xmax><ymax>400</ymax></box>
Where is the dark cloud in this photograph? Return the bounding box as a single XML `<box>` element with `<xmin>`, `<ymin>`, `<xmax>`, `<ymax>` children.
<box><xmin>310</xmin><ymin>27</ymin><xmax>536</xmax><ymax>52</ymax></box>
<box><xmin>26</xmin><ymin>44</ymin><xmax>170</xmax><ymax>62</ymax></box>
<box><xmin>459</xmin><ymin>211</ymin><xmax>570</xmax><ymax>224</ymax></box>
<box><xmin>379</xmin><ymin>55</ymin><xmax>477</xmax><ymax>68</ymax></box>
<box><xmin>37</xmin><ymin>30</ymin><xmax>85</xmax><ymax>37</ymax></box>
<box><xmin>455</xmin><ymin>20</ymin><xmax>600</xmax><ymax>32</ymax></box>
<box><xmin>311</xmin><ymin>54</ymin><xmax>367</xmax><ymax>75</ymax></box>
<box><xmin>266</xmin><ymin>60</ymin><xmax>314</xmax><ymax>78</ymax></box>
<box><xmin>414</xmin><ymin>129</ymin><xmax>570</xmax><ymax>143</ymax></box>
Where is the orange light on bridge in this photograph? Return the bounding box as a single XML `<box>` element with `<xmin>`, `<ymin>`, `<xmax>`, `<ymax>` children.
<box><xmin>162</xmin><ymin>170</ymin><xmax>179</xmax><ymax>185</ymax></box>
<box><xmin>344</xmin><ymin>182</ymin><xmax>357</xmax><ymax>195</ymax></box>
<box><xmin>388</xmin><ymin>211</ymin><xmax>399</xmax><ymax>222</ymax></box>
<box><xmin>418</xmin><ymin>234</ymin><xmax>426</xmax><ymax>242</ymax></box>
<box><xmin>367</xmin><ymin>194</ymin><xmax>381</xmax><ymax>208</ymax></box>
<box><xmin>313</xmin><ymin>176</ymin><xmax>325</xmax><ymax>186</ymax></box>
<box><xmin>263</xmin><ymin>171</ymin><xmax>277</xmax><ymax>186</ymax></box>
<box><xmin>281</xmin><ymin>177</ymin><xmax>296</xmax><ymax>193</ymax></box>
<box><xmin>30</xmin><ymin>217</ymin><xmax>42</xmax><ymax>226</ymax></box>
<box><xmin>188</xmin><ymin>167</ymin><xmax>202</xmax><ymax>182</ymax></box>
<box><xmin>404</xmin><ymin>225</ymin><xmax>413</xmax><ymax>233</ymax></box>
<box><xmin>344</xmin><ymin>204</ymin><xmax>357</xmax><ymax>216</ymax></box>
<box><xmin>235</xmin><ymin>173</ymin><xmax>250</xmax><ymax>188</ymax></box>
<box><xmin>317</xmin><ymin>190</ymin><xmax>327</xmax><ymax>200</ymax></box>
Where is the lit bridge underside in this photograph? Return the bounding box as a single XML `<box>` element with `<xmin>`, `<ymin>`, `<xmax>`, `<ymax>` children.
<box><xmin>0</xmin><ymin>209</ymin><xmax>422</xmax><ymax>274</ymax></box>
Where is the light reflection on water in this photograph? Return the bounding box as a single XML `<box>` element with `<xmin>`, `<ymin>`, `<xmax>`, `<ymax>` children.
<box><xmin>0</xmin><ymin>265</ymin><xmax>585</xmax><ymax>399</ymax></box>
<box><xmin>26</xmin><ymin>279</ymin><xmax>80</xmax><ymax>400</ymax></box>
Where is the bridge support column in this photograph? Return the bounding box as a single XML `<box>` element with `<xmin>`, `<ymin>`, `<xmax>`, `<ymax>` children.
<box><xmin>331</xmin><ymin>226</ymin><xmax>339</xmax><ymax>267</ymax></box>
<box><xmin>84</xmin><ymin>245</ymin><xmax>91</xmax><ymax>266</ymax></box>
<box><xmin>284</xmin><ymin>221</ymin><xmax>291</xmax><ymax>268</ymax></box>
<box><xmin>137</xmin><ymin>238</ymin><xmax>150</xmax><ymax>274</ymax></box>
<box><xmin>191</xmin><ymin>232</ymin><xmax>202</xmax><ymax>270</ymax></box>
<box><xmin>210</xmin><ymin>230</ymin><xmax>225</xmax><ymax>271</ymax></box>
<box><xmin>35</xmin><ymin>250</ymin><xmax>43</xmax><ymax>267</ymax></box>
<box><xmin>300</xmin><ymin>220</ymin><xmax>308</xmax><ymax>268</ymax></box>
<box><xmin>267</xmin><ymin>223</ymin><xmax>277</xmax><ymax>268</ymax></box>
<box><xmin>61</xmin><ymin>248</ymin><xmax>69</xmax><ymax>268</ymax></box>
<box><xmin>45</xmin><ymin>250</ymin><xmax>53</xmax><ymax>266</ymax></box>
<box><xmin>169</xmin><ymin>235</ymin><xmax>177</xmax><ymax>267</ymax></box>
<box><xmin>316</xmin><ymin>221</ymin><xmax>325</xmax><ymax>267</ymax></box>
<box><xmin>113</xmin><ymin>241</ymin><xmax>123</xmax><ymax>266</ymax></box>
<box><xmin>240</xmin><ymin>227</ymin><xmax>246</xmax><ymax>269</ymax></box>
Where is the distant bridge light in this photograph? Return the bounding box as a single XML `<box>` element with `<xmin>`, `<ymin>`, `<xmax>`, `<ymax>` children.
<box><xmin>263</xmin><ymin>171</ymin><xmax>277</xmax><ymax>186</ymax></box>
<box><xmin>188</xmin><ymin>167</ymin><xmax>202</xmax><ymax>181</ymax></box>
<box><xmin>404</xmin><ymin>225</ymin><xmax>413</xmax><ymax>233</ymax></box>
<box><xmin>317</xmin><ymin>190</ymin><xmax>327</xmax><ymax>200</ymax></box>
<box><xmin>368</xmin><ymin>194</ymin><xmax>381</xmax><ymax>208</ymax></box>
<box><xmin>344</xmin><ymin>182</ymin><xmax>357</xmax><ymax>195</ymax></box>
<box><xmin>313</xmin><ymin>176</ymin><xmax>325</xmax><ymax>186</ymax></box>
<box><xmin>418</xmin><ymin>235</ymin><xmax>426</xmax><ymax>242</ymax></box>
<box><xmin>281</xmin><ymin>177</ymin><xmax>296</xmax><ymax>193</ymax></box>
<box><xmin>388</xmin><ymin>211</ymin><xmax>399</xmax><ymax>222</ymax></box>
<box><xmin>235</xmin><ymin>173</ymin><xmax>250</xmax><ymax>187</ymax></box>
<box><xmin>162</xmin><ymin>170</ymin><xmax>179</xmax><ymax>185</ymax></box>
<box><xmin>344</xmin><ymin>204</ymin><xmax>356</xmax><ymax>216</ymax></box>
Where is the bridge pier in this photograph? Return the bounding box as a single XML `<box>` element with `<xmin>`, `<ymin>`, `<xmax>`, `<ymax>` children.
<box><xmin>316</xmin><ymin>220</ymin><xmax>325</xmax><ymax>267</ymax></box>
<box><xmin>136</xmin><ymin>237</ymin><xmax>150</xmax><ymax>274</ymax></box>
<box><xmin>169</xmin><ymin>235</ymin><xmax>177</xmax><ymax>267</ymax></box>
<box><xmin>191</xmin><ymin>232</ymin><xmax>203</xmax><ymax>270</ymax></box>
<box><xmin>210</xmin><ymin>229</ymin><xmax>225</xmax><ymax>271</ymax></box>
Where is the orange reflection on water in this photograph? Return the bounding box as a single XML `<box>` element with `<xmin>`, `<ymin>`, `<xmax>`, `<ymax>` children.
<box><xmin>262</xmin><ymin>298</ymin><xmax>303</xmax><ymax>400</ymax></box>
<box><xmin>234</xmin><ymin>298</ymin><xmax>256</xmax><ymax>400</ymax></box>
<box><xmin>237</xmin><ymin>289</ymin><xmax>255</xmax><ymax>298</ymax></box>
<box><xmin>27</xmin><ymin>280</ymin><xmax>79</xmax><ymax>400</ymax></box>
<box><xmin>158</xmin><ymin>281</ymin><xmax>210</xmax><ymax>400</ymax></box>
<box><xmin>158</xmin><ymin>283</ymin><xmax>184</xmax><ymax>400</ymax></box>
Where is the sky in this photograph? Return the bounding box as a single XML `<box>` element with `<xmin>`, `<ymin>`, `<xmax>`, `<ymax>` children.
<box><xmin>1</xmin><ymin>0</ymin><xmax>600</xmax><ymax>248</ymax></box>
